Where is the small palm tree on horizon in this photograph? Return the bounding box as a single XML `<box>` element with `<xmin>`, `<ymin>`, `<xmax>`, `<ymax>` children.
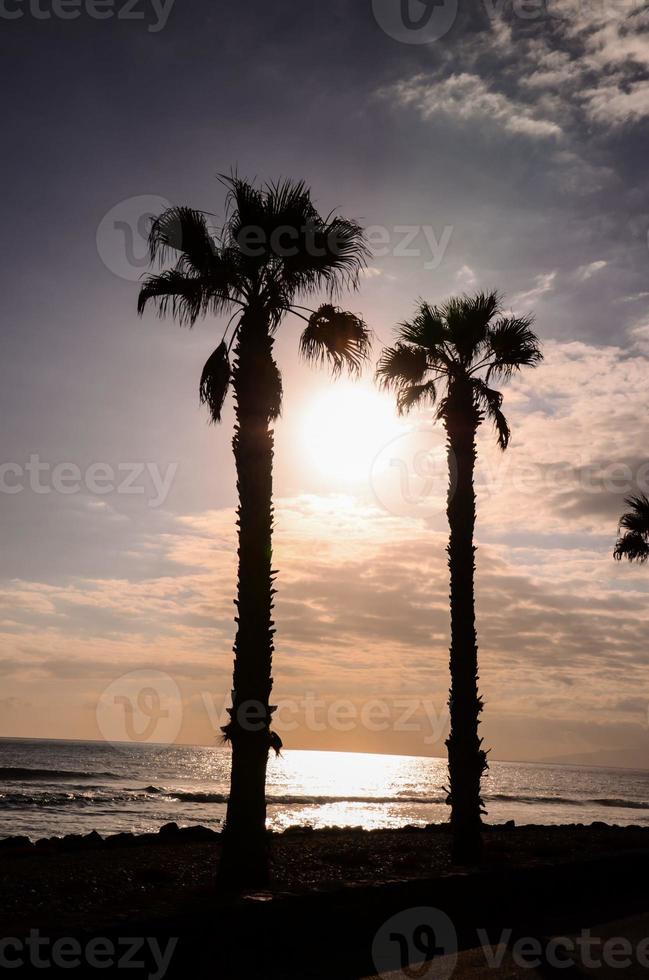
<box><xmin>614</xmin><ymin>495</ymin><xmax>649</xmax><ymax>563</ymax></box>
<box><xmin>138</xmin><ymin>175</ymin><xmax>370</xmax><ymax>889</ymax></box>
<box><xmin>377</xmin><ymin>291</ymin><xmax>542</xmax><ymax>864</ymax></box>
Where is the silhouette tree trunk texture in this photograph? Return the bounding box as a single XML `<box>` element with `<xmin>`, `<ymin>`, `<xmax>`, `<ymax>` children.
<box><xmin>219</xmin><ymin>312</ymin><xmax>277</xmax><ymax>888</ymax></box>
<box><xmin>444</xmin><ymin>379</ymin><xmax>487</xmax><ymax>865</ymax></box>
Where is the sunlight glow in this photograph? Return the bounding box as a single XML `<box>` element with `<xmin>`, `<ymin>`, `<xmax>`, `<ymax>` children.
<box><xmin>302</xmin><ymin>383</ymin><xmax>402</xmax><ymax>482</ymax></box>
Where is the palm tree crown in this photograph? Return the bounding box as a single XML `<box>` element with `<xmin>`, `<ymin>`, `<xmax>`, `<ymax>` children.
<box><xmin>137</xmin><ymin>175</ymin><xmax>370</xmax><ymax>414</ymax></box>
<box><xmin>376</xmin><ymin>291</ymin><xmax>542</xmax><ymax>439</ymax></box>
<box><xmin>614</xmin><ymin>495</ymin><xmax>649</xmax><ymax>563</ymax></box>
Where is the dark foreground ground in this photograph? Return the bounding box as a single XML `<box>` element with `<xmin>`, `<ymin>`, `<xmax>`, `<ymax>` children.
<box><xmin>1</xmin><ymin>823</ymin><xmax>649</xmax><ymax>978</ymax></box>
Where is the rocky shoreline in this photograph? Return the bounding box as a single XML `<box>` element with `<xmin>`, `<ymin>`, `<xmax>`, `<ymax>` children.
<box><xmin>1</xmin><ymin>822</ymin><xmax>648</xmax><ymax>922</ymax></box>
<box><xmin>1</xmin><ymin>823</ymin><xmax>649</xmax><ymax>977</ymax></box>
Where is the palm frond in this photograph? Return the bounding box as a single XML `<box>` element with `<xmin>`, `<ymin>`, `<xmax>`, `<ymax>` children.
<box><xmin>440</xmin><ymin>291</ymin><xmax>501</xmax><ymax>363</ymax></box>
<box><xmin>376</xmin><ymin>343</ymin><xmax>429</xmax><ymax>389</ymax></box>
<box><xmin>227</xmin><ymin>176</ymin><xmax>314</xmax><ymax>264</ymax></box>
<box><xmin>473</xmin><ymin>379</ymin><xmax>511</xmax><ymax>450</ymax></box>
<box><xmin>148</xmin><ymin>207</ymin><xmax>216</xmax><ymax>271</ymax></box>
<box><xmin>486</xmin><ymin>315</ymin><xmax>543</xmax><ymax>380</ymax></box>
<box><xmin>397</xmin><ymin>302</ymin><xmax>449</xmax><ymax>359</ymax></box>
<box><xmin>397</xmin><ymin>380</ymin><xmax>438</xmax><ymax>415</ymax></box>
<box><xmin>299</xmin><ymin>304</ymin><xmax>371</xmax><ymax>376</ymax></box>
<box><xmin>221</xmin><ymin>175</ymin><xmax>368</xmax><ymax>299</ymax></box>
<box><xmin>278</xmin><ymin>215</ymin><xmax>369</xmax><ymax>296</ymax></box>
<box><xmin>221</xmin><ymin>174</ymin><xmax>266</xmax><ymax>244</ymax></box>
<box><xmin>619</xmin><ymin>494</ymin><xmax>649</xmax><ymax>535</ymax></box>
<box><xmin>614</xmin><ymin>495</ymin><xmax>649</xmax><ymax>563</ymax></box>
<box><xmin>137</xmin><ymin>270</ymin><xmax>205</xmax><ymax>327</ymax></box>
<box><xmin>614</xmin><ymin>531</ymin><xmax>649</xmax><ymax>563</ymax></box>
<box><xmin>199</xmin><ymin>342</ymin><xmax>231</xmax><ymax>423</ymax></box>
<box><xmin>262</xmin><ymin>177</ymin><xmax>316</xmax><ymax>229</ymax></box>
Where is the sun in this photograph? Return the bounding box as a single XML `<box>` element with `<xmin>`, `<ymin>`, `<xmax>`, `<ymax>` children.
<box><xmin>302</xmin><ymin>382</ymin><xmax>402</xmax><ymax>482</ymax></box>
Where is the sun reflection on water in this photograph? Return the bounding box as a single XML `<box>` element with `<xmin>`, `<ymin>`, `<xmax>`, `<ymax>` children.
<box><xmin>265</xmin><ymin>750</ymin><xmax>449</xmax><ymax>831</ymax></box>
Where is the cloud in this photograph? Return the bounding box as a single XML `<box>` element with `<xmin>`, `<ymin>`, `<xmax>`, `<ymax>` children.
<box><xmin>572</xmin><ymin>4</ymin><xmax>649</xmax><ymax>72</ymax></box>
<box><xmin>475</xmin><ymin>338</ymin><xmax>649</xmax><ymax>538</ymax></box>
<box><xmin>582</xmin><ymin>78</ymin><xmax>649</xmax><ymax>125</ymax></box>
<box><xmin>629</xmin><ymin>319</ymin><xmax>649</xmax><ymax>353</ymax></box>
<box><xmin>2</xmin><ymin>326</ymin><xmax>649</xmax><ymax>761</ymax></box>
<box><xmin>449</xmin><ymin>4</ymin><xmax>649</xmax><ymax>132</ymax></box>
<box><xmin>511</xmin><ymin>271</ymin><xmax>557</xmax><ymax>307</ymax></box>
<box><xmin>520</xmin><ymin>48</ymin><xmax>582</xmax><ymax>90</ymax></box>
<box><xmin>455</xmin><ymin>265</ymin><xmax>478</xmax><ymax>290</ymax></box>
<box><xmin>617</xmin><ymin>292</ymin><xmax>649</xmax><ymax>304</ymax></box>
<box><xmin>525</xmin><ymin>3</ymin><xmax>649</xmax><ymax>127</ymax></box>
<box><xmin>574</xmin><ymin>260</ymin><xmax>608</xmax><ymax>281</ymax></box>
<box><xmin>386</xmin><ymin>73</ymin><xmax>563</xmax><ymax>139</ymax></box>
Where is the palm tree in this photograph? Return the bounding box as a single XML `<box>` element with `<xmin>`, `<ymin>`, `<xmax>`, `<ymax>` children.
<box><xmin>138</xmin><ymin>176</ymin><xmax>370</xmax><ymax>888</ymax></box>
<box><xmin>614</xmin><ymin>495</ymin><xmax>649</xmax><ymax>563</ymax></box>
<box><xmin>377</xmin><ymin>292</ymin><xmax>542</xmax><ymax>864</ymax></box>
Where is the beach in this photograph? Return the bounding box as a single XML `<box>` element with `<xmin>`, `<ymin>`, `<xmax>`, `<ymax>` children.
<box><xmin>2</xmin><ymin>822</ymin><xmax>649</xmax><ymax>978</ymax></box>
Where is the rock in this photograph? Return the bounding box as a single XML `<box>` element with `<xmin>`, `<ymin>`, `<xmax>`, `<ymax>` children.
<box><xmin>136</xmin><ymin>833</ymin><xmax>158</xmax><ymax>846</ymax></box>
<box><xmin>159</xmin><ymin>822</ymin><xmax>181</xmax><ymax>837</ymax></box>
<box><xmin>105</xmin><ymin>832</ymin><xmax>138</xmax><ymax>848</ymax></box>
<box><xmin>82</xmin><ymin>830</ymin><xmax>103</xmax><ymax>848</ymax></box>
<box><xmin>177</xmin><ymin>825</ymin><xmax>220</xmax><ymax>841</ymax></box>
<box><xmin>0</xmin><ymin>835</ymin><xmax>32</xmax><ymax>852</ymax></box>
<box><xmin>59</xmin><ymin>832</ymin><xmax>102</xmax><ymax>850</ymax></box>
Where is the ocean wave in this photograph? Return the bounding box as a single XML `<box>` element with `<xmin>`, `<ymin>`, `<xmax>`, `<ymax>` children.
<box><xmin>592</xmin><ymin>798</ymin><xmax>649</xmax><ymax>810</ymax></box>
<box><xmin>150</xmin><ymin>789</ymin><xmax>647</xmax><ymax>810</ymax></box>
<box><xmin>150</xmin><ymin>789</ymin><xmax>447</xmax><ymax>806</ymax></box>
<box><xmin>0</xmin><ymin>790</ymin><xmax>159</xmax><ymax>809</ymax></box>
<box><xmin>488</xmin><ymin>793</ymin><xmax>649</xmax><ymax>810</ymax></box>
<box><xmin>1</xmin><ymin>782</ymin><xmax>646</xmax><ymax>813</ymax></box>
<box><xmin>0</xmin><ymin>767</ymin><xmax>118</xmax><ymax>782</ymax></box>
<box><xmin>488</xmin><ymin>794</ymin><xmax>579</xmax><ymax>807</ymax></box>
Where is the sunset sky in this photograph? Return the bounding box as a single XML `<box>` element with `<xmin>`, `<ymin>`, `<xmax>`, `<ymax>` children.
<box><xmin>1</xmin><ymin>0</ymin><xmax>648</xmax><ymax>766</ymax></box>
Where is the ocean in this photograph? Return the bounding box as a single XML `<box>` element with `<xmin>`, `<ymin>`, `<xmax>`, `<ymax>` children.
<box><xmin>0</xmin><ymin>738</ymin><xmax>647</xmax><ymax>841</ymax></box>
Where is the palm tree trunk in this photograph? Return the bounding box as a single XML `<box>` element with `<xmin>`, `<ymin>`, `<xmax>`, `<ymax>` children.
<box><xmin>218</xmin><ymin>312</ymin><xmax>278</xmax><ymax>889</ymax></box>
<box><xmin>444</xmin><ymin>380</ymin><xmax>487</xmax><ymax>864</ymax></box>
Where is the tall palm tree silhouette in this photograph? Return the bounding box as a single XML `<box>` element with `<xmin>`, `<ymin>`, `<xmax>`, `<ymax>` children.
<box><xmin>614</xmin><ymin>495</ymin><xmax>649</xmax><ymax>563</ymax></box>
<box><xmin>377</xmin><ymin>292</ymin><xmax>542</xmax><ymax>864</ymax></box>
<box><xmin>138</xmin><ymin>176</ymin><xmax>369</xmax><ymax>887</ymax></box>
